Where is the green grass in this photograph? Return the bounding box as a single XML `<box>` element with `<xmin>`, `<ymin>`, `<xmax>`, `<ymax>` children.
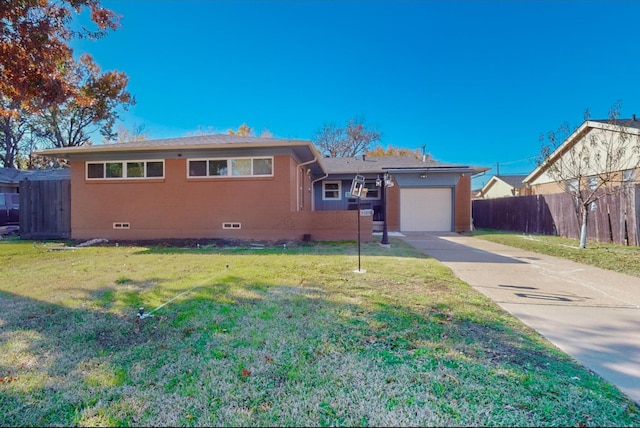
<box><xmin>472</xmin><ymin>229</ymin><xmax>640</xmax><ymax>278</ymax></box>
<box><xmin>0</xmin><ymin>237</ymin><xmax>638</xmax><ymax>426</ymax></box>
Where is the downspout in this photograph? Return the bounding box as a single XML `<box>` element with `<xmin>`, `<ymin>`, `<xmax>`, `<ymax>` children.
<box><xmin>297</xmin><ymin>157</ymin><xmax>318</xmax><ymax>211</ymax></box>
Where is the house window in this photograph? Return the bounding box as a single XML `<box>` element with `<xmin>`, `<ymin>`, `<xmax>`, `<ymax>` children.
<box><xmin>86</xmin><ymin>160</ymin><xmax>164</xmax><ymax>180</ymax></box>
<box><xmin>187</xmin><ymin>157</ymin><xmax>273</xmax><ymax>178</ymax></box>
<box><xmin>105</xmin><ymin>162</ymin><xmax>123</xmax><ymax>178</ymax></box>
<box><xmin>564</xmin><ymin>178</ymin><xmax>578</xmax><ymax>193</ymax></box>
<box><xmin>323</xmin><ymin>181</ymin><xmax>341</xmax><ymax>200</ymax></box>
<box><xmin>623</xmin><ymin>169</ymin><xmax>637</xmax><ymax>183</ymax></box>
<box><xmin>127</xmin><ymin>162</ymin><xmax>144</xmax><ymax>178</ymax></box>
<box><xmin>209</xmin><ymin>160</ymin><xmax>227</xmax><ymax>176</ymax></box>
<box><xmin>587</xmin><ymin>176</ymin><xmax>598</xmax><ymax>190</ymax></box>
<box><xmin>363</xmin><ymin>181</ymin><xmax>380</xmax><ymax>199</ymax></box>
<box><xmin>232</xmin><ymin>159</ymin><xmax>252</xmax><ymax>176</ymax></box>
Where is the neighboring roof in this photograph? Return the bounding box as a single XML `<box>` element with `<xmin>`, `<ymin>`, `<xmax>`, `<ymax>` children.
<box><xmin>478</xmin><ymin>174</ymin><xmax>527</xmax><ymax>198</ymax></box>
<box><xmin>591</xmin><ymin>118</ymin><xmax>640</xmax><ymax>130</ymax></box>
<box><xmin>524</xmin><ymin>118</ymin><xmax>640</xmax><ymax>184</ymax></box>
<box><xmin>0</xmin><ymin>167</ymin><xmax>70</xmax><ymax>184</ymax></box>
<box><xmin>494</xmin><ymin>174</ymin><xmax>527</xmax><ymax>187</ymax></box>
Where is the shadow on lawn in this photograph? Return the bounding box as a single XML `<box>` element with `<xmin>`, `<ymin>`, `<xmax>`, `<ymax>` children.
<box><xmin>0</xmin><ymin>279</ymin><xmax>637</xmax><ymax>426</ymax></box>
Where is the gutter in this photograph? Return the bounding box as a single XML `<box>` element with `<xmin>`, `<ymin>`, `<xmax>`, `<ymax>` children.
<box><xmin>310</xmin><ymin>172</ymin><xmax>329</xmax><ymax>211</ymax></box>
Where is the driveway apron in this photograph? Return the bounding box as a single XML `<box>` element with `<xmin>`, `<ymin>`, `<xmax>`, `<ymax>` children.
<box><xmin>400</xmin><ymin>232</ymin><xmax>640</xmax><ymax>405</ymax></box>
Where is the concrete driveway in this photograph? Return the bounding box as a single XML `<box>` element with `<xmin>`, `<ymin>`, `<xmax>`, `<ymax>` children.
<box><xmin>400</xmin><ymin>232</ymin><xmax>640</xmax><ymax>405</ymax></box>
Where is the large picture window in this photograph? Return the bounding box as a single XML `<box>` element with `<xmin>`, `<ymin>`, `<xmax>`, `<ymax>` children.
<box><xmin>86</xmin><ymin>160</ymin><xmax>164</xmax><ymax>180</ymax></box>
<box><xmin>323</xmin><ymin>181</ymin><xmax>341</xmax><ymax>200</ymax></box>
<box><xmin>188</xmin><ymin>157</ymin><xmax>273</xmax><ymax>178</ymax></box>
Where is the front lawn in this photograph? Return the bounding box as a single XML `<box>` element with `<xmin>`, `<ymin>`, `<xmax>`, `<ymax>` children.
<box><xmin>472</xmin><ymin>229</ymin><xmax>640</xmax><ymax>278</ymax></box>
<box><xmin>0</xmin><ymin>238</ymin><xmax>638</xmax><ymax>426</ymax></box>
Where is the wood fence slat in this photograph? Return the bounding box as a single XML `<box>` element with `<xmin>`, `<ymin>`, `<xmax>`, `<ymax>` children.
<box><xmin>19</xmin><ymin>178</ymin><xmax>71</xmax><ymax>239</ymax></box>
<box><xmin>472</xmin><ymin>184</ymin><xmax>640</xmax><ymax>246</ymax></box>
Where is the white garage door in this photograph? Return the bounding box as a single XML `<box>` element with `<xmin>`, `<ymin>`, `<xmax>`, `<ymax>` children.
<box><xmin>400</xmin><ymin>188</ymin><xmax>452</xmax><ymax>232</ymax></box>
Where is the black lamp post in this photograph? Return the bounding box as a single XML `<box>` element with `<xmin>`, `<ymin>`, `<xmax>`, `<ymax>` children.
<box><xmin>379</xmin><ymin>172</ymin><xmax>392</xmax><ymax>246</ymax></box>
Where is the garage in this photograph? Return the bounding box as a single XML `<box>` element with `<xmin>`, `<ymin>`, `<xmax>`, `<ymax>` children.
<box><xmin>400</xmin><ymin>187</ymin><xmax>452</xmax><ymax>232</ymax></box>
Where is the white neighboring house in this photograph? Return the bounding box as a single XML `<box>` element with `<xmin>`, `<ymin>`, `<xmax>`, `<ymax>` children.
<box><xmin>523</xmin><ymin>117</ymin><xmax>640</xmax><ymax>194</ymax></box>
<box><xmin>477</xmin><ymin>174</ymin><xmax>529</xmax><ymax>199</ymax></box>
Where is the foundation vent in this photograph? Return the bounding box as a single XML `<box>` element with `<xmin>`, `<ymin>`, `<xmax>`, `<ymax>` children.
<box><xmin>222</xmin><ymin>222</ymin><xmax>241</xmax><ymax>230</ymax></box>
<box><xmin>113</xmin><ymin>222</ymin><xmax>130</xmax><ymax>229</ymax></box>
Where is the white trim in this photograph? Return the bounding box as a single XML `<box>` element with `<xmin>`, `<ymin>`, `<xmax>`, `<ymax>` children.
<box><xmin>322</xmin><ymin>181</ymin><xmax>342</xmax><ymax>200</ymax></box>
<box><xmin>86</xmin><ymin>160</ymin><xmax>165</xmax><ymax>180</ymax></box>
<box><xmin>187</xmin><ymin>156</ymin><xmax>274</xmax><ymax>178</ymax></box>
<box><xmin>524</xmin><ymin>121</ymin><xmax>640</xmax><ymax>185</ymax></box>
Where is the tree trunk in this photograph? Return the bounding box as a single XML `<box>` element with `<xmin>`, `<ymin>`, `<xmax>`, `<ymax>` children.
<box><xmin>579</xmin><ymin>205</ymin><xmax>588</xmax><ymax>249</ymax></box>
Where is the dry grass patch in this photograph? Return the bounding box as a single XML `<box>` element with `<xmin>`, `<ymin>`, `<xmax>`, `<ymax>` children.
<box><xmin>0</xmin><ymin>237</ymin><xmax>638</xmax><ymax>426</ymax></box>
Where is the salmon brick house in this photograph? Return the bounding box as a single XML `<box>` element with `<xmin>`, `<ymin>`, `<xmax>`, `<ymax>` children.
<box><xmin>35</xmin><ymin>134</ymin><xmax>485</xmax><ymax>242</ymax></box>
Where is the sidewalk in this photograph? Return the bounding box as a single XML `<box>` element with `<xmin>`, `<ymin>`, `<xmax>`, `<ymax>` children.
<box><xmin>400</xmin><ymin>232</ymin><xmax>640</xmax><ymax>405</ymax></box>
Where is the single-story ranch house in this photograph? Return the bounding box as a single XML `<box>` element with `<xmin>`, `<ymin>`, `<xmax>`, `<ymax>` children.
<box><xmin>35</xmin><ymin>134</ymin><xmax>487</xmax><ymax>242</ymax></box>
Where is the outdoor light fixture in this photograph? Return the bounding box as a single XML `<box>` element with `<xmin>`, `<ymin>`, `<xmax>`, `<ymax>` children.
<box><xmin>419</xmin><ymin>173</ymin><xmax>428</xmax><ymax>179</ymax></box>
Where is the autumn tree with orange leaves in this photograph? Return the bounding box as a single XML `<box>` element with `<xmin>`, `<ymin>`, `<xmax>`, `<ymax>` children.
<box><xmin>0</xmin><ymin>0</ymin><xmax>119</xmax><ymax>115</ymax></box>
<box><xmin>31</xmin><ymin>54</ymin><xmax>134</xmax><ymax>148</ymax></box>
<box><xmin>365</xmin><ymin>145</ymin><xmax>429</xmax><ymax>160</ymax></box>
<box><xmin>0</xmin><ymin>1</ymin><xmax>135</xmax><ymax>167</ymax></box>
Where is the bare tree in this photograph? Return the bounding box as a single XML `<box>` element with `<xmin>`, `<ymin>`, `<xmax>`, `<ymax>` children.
<box><xmin>313</xmin><ymin>117</ymin><xmax>382</xmax><ymax>157</ymax></box>
<box><xmin>537</xmin><ymin>101</ymin><xmax>640</xmax><ymax>248</ymax></box>
<box><xmin>0</xmin><ymin>98</ymin><xmax>31</xmax><ymax>168</ymax></box>
<box><xmin>114</xmin><ymin>123</ymin><xmax>149</xmax><ymax>143</ymax></box>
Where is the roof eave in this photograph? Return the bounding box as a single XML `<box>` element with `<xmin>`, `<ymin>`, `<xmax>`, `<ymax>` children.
<box><xmin>34</xmin><ymin>139</ymin><xmax>316</xmax><ymax>159</ymax></box>
<box><xmin>385</xmin><ymin>166</ymin><xmax>475</xmax><ymax>174</ymax></box>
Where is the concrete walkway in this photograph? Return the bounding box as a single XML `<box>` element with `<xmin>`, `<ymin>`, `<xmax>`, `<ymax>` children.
<box><xmin>400</xmin><ymin>232</ymin><xmax>640</xmax><ymax>405</ymax></box>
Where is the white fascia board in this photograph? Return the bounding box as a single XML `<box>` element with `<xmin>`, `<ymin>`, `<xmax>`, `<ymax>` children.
<box><xmin>524</xmin><ymin>121</ymin><xmax>640</xmax><ymax>185</ymax></box>
<box><xmin>524</xmin><ymin>121</ymin><xmax>591</xmax><ymax>185</ymax></box>
<box><xmin>478</xmin><ymin>176</ymin><xmax>499</xmax><ymax>196</ymax></box>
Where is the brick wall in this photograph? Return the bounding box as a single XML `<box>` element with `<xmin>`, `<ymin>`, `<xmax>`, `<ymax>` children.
<box><xmin>69</xmin><ymin>156</ymin><xmax>372</xmax><ymax>242</ymax></box>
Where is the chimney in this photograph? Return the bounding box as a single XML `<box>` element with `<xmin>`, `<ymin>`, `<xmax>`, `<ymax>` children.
<box><xmin>362</xmin><ymin>154</ymin><xmax>366</xmax><ymax>161</ymax></box>
<box><xmin>633</xmin><ymin>114</ymin><xmax>637</xmax><ymax>121</ymax></box>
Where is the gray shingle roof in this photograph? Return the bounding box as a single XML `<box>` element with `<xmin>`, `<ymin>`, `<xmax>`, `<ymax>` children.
<box><xmin>0</xmin><ymin>168</ymin><xmax>70</xmax><ymax>183</ymax></box>
<box><xmin>591</xmin><ymin>118</ymin><xmax>640</xmax><ymax>129</ymax></box>
<box><xmin>35</xmin><ymin>134</ymin><xmax>313</xmax><ymax>155</ymax></box>
<box><xmin>320</xmin><ymin>156</ymin><xmax>468</xmax><ymax>174</ymax></box>
<box><xmin>496</xmin><ymin>175</ymin><xmax>527</xmax><ymax>187</ymax></box>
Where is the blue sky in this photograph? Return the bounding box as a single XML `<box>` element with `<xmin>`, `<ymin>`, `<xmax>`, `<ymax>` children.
<box><xmin>71</xmin><ymin>0</ymin><xmax>640</xmax><ymax>188</ymax></box>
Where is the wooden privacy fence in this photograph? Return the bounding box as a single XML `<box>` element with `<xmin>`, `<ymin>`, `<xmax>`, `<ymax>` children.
<box><xmin>472</xmin><ymin>185</ymin><xmax>640</xmax><ymax>246</ymax></box>
<box><xmin>19</xmin><ymin>178</ymin><xmax>71</xmax><ymax>239</ymax></box>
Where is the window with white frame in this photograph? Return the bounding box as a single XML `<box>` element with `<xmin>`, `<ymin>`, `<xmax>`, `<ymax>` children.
<box><xmin>86</xmin><ymin>160</ymin><xmax>164</xmax><ymax>180</ymax></box>
<box><xmin>587</xmin><ymin>175</ymin><xmax>599</xmax><ymax>190</ymax></box>
<box><xmin>363</xmin><ymin>181</ymin><xmax>380</xmax><ymax>199</ymax></box>
<box><xmin>187</xmin><ymin>157</ymin><xmax>273</xmax><ymax>177</ymax></box>
<box><xmin>323</xmin><ymin>181</ymin><xmax>341</xmax><ymax>200</ymax></box>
